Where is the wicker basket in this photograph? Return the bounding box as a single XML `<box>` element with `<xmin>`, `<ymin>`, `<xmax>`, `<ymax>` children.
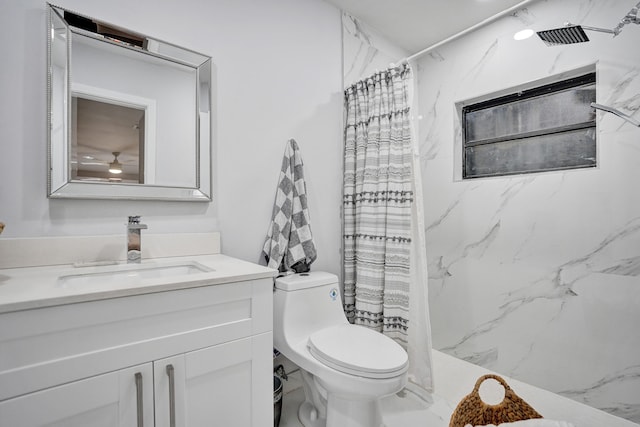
<box><xmin>449</xmin><ymin>374</ymin><xmax>543</xmax><ymax>427</ymax></box>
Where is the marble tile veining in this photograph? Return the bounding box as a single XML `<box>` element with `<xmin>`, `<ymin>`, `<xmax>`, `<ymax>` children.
<box><xmin>414</xmin><ymin>0</ymin><xmax>640</xmax><ymax>422</ymax></box>
<box><xmin>342</xmin><ymin>13</ymin><xmax>408</xmax><ymax>87</ymax></box>
<box><xmin>342</xmin><ymin>0</ymin><xmax>640</xmax><ymax>422</ymax></box>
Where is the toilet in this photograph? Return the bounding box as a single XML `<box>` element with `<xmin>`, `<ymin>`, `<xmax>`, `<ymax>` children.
<box><xmin>273</xmin><ymin>271</ymin><xmax>408</xmax><ymax>427</ymax></box>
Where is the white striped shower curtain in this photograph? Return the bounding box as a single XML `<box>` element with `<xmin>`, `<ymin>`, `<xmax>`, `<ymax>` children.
<box><xmin>343</xmin><ymin>63</ymin><xmax>433</xmax><ymax>394</ymax></box>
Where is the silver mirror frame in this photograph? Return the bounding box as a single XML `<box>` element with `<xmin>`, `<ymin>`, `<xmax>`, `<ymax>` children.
<box><xmin>46</xmin><ymin>4</ymin><xmax>212</xmax><ymax>202</ymax></box>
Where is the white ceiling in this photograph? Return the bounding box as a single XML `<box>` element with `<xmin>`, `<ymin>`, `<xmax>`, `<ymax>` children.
<box><xmin>324</xmin><ymin>0</ymin><xmax>537</xmax><ymax>53</ymax></box>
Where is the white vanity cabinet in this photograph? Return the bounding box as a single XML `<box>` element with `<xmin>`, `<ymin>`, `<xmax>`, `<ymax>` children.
<box><xmin>0</xmin><ymin>274</ymin><xmax>274</xmax><ymax>427</ymax></box>
<box><xmin>154</xmin><ymin>334</ymin><xmax>271</xmax><ymax>427</ymax></box>
<box><xmin>0</xmin><ymin>362</ymin><xmax>154</xmax><ymax>426</ymax></box>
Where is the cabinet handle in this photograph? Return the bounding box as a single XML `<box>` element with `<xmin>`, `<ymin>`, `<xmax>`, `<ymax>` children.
<box><xmin>134</xmin><ymin>372</ymin><xmax>144</xmax><ymax>427</ymax></box>
<box><xmin>166</xmin><ymin>364</ymin><xmax>176</xmax><ymax>427</ymax></box>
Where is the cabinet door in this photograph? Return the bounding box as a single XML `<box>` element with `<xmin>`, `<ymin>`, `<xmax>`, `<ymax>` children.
<box><xmin>0</xmin><ymin>363</ymin><xmax>153</xmax><ymax>427</ymax></box>
<box><xmin>154</xmin><ymin>332</ymin><xmax>272</xmax><ymax>427</ymax></box>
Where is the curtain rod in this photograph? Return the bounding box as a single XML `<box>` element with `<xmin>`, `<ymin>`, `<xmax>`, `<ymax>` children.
<box><xmin>396</xmin><ymin>0</ymin><xmax>540</xmax><ymax>64</ymax></box>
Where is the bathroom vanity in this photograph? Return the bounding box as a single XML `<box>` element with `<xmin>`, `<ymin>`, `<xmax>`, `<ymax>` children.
<box><xmin>0</xmin><ymin>253</ymin><xmax>276</xmax><ymax>427</ymax></box>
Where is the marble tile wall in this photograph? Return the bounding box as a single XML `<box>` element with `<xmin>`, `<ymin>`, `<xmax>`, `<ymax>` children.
<box><xmin>342</xmin><ymin>13</ymin><xmax>408</xmax><ymax>87</ymax></box>
<box><xmin>343</xmin><ymin>0</ymin><xmax>640</xmax><ymax>423</ymax></box>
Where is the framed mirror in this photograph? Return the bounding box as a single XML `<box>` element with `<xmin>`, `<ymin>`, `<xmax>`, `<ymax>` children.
<box><xmin>47</xmin><ymin>4</ymin><xmax>212</xmax><ymax>201</ymax></box>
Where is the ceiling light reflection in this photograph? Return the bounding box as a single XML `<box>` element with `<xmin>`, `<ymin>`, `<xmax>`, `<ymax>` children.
<box><xmin>514</xmin><ymin>29</ymin><xmax>534</xmax><ymax>40</ymax></box>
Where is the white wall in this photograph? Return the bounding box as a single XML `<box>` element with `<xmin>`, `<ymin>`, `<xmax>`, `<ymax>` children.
<box><xmin>415</xmin><ymin>0</ymin><xmax>640</xmax><ymax>422</ymax></box>
<box><xmin>0</xmin><ymin>0</ymin><xmax>343</xmax><ymax>274</ymax></box>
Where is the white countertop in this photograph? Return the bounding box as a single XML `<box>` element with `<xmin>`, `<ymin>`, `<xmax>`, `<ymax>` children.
<box><xmin>0</xmin><ymin>254</ymin><xmax>277</xmax><ymax>314</ymax></box>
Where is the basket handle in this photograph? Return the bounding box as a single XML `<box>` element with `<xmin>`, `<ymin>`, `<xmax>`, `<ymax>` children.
<box><xmin>472</xmin><ymin>374</ymin><xmax>512</xmax><ymax>396</ymax></box>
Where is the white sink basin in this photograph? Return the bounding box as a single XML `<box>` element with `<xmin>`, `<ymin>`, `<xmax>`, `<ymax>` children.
<box><xmin>58</xmin><ymin>261</ymin><xmax>213</xmax><ymax>287</ymax></box>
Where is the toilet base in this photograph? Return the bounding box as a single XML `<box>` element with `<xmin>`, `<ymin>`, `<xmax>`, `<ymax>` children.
<box><xmin>298</xmin><ymin>400</ymin><xmax>327</xmax><ymax>427</ymax></box>
<box><xmin>326</xmin><ymin>393</ymin><xmax>384</xmax><ymax>427</ymax></box>
<box><xmin>298</xmin><ymin>396</ymin><xmax>385</xmax><ymax>427</ymax></box>
<box><xmin>297</xmin><ymin>371</ymin><xmax>386</xmax><ymax>427</ymax></box>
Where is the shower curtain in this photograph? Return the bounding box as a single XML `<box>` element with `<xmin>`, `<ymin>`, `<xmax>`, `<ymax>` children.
<box><xmin>343</xmin><ymin>63</ymin><xmax>434</xmax><ymax>394</ymax></box>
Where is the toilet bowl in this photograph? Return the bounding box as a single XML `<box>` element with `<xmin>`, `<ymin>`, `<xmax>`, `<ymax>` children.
<box><xmin>273</xmin><ymin>272</ymin><xmax>408</xmax><ymax>427</ymax></box>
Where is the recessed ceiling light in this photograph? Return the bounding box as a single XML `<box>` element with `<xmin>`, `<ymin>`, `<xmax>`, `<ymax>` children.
<box><xmin>514</xmin><ymin>29</ymin><xmax>534</xmax><ymax>41</ymax></box>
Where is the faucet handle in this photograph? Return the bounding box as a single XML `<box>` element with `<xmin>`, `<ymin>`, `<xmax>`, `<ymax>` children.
<box><xmin>128</xmin><ymin>216</ymin><xmax>141</xmax><ymax>224</ymax></box>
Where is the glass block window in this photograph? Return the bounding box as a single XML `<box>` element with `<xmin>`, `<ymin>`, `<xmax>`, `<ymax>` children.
<box><xmin>463</xmin><ymin>73</ymin><xmax>596</xmax><ymax>179</ymax></box>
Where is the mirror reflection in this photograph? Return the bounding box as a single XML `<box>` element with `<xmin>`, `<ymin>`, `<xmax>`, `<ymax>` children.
<box><xmin>72</xmin><ymin>97</ymin><xmax>144</xmax><ymax>184</ymax></box>
<box><xmin>47</xmin><ymin>4</ymin><xmax>212</xmax><ymax>201</ymax></box>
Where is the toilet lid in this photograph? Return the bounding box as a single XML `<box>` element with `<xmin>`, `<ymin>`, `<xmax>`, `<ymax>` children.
<box><xmin>307</xmin><ymin>324</ymin><xmax>408</xmax><ymax>379</ymax></box>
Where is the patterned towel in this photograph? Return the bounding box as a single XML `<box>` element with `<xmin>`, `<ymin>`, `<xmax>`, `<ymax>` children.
<box><xmin>261</xmin><ymin>139</ymin><xmax>317</xmax><ymax>272</ymax></box>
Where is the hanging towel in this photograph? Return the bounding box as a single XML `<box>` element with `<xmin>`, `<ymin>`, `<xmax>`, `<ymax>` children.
<box><xmin>261</xmin><ymin>139</ymin><xmax>317</xmax><ymax>272</ymax></box>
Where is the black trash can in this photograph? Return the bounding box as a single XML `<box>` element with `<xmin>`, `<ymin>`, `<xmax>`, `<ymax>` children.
<box><xmin>274</xmin><ymin>376</ymin><xmax>283</xmax><ymax>427</ymax></box>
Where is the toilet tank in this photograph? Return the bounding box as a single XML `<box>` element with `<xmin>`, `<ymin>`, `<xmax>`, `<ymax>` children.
<box><xmin>273</xmin><ymin>272</ymin><xmax>348</xmax><ymax>346</ymax></box>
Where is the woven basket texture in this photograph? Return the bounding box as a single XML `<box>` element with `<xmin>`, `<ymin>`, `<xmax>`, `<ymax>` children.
<box><xmin>449</xmin><ymin>374</ymin><xmax>543</xmax><ymax>427</ymax></box>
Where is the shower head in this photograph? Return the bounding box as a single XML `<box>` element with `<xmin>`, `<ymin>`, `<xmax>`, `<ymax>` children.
<box><xmin>536</xmin><ymin>25</ymin><xmax>590</xmax><ymax>46</ymax></box>
<box><xmin>537</xmin><ymin>1</ymin><xmax>640</xmax><ymax>46</ymax></box>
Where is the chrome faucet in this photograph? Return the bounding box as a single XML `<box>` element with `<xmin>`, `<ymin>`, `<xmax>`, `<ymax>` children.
<box><xmin>127</xmin><ymin>216</ymin><xmax>147</xmax><ymax>264</ymax></box>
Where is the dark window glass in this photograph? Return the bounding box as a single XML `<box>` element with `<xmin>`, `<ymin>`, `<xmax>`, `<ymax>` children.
<box><xmin>463</xmin><ymin>73</ymin><xmax>596</xmax><ymax>179</ymax></box>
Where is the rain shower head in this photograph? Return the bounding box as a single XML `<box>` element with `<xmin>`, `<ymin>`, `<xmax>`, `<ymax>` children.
<box><xmin>536</xmin><ymin>1</ymin><xmax>640</xmax><ymax>46</ymax></box>
<box><xmin>536</xmin><ymin>25</ymin><xmax>590</xmax><ymax>46</ymax></box>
